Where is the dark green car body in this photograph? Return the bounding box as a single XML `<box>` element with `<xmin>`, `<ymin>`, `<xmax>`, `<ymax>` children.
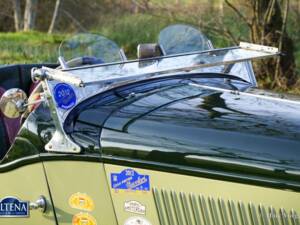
<box><xmin>0</xmin><ymin>62</ymin><xmax>299</xmax><ymax>224</ymax></box>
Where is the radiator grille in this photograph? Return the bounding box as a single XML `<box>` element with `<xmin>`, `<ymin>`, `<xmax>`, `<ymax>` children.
<box><xmin>152</xmin><ymin>188</ymin><xmax>300</xmax><ymax>225</ymax></box>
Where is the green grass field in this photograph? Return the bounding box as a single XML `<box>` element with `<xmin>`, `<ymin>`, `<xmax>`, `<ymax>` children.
<box><xmin>0</xmin><ymin>14</ymin><xmax>171</xmax><ymax>64</ymax></box>
<box><xmin>0</xmin><ymin>32</ymin><xmax>65</xmax><ymax>64</ymax></box>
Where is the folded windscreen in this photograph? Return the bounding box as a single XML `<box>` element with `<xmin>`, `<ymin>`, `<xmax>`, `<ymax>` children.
<box><xmin>64</xmin><ymin>42</ymin><xmax>279</xmax><ymax>86</ymax></box>
<box><xmin>43</xmin><ymin>42</ymin><xmax>279</xmax><ymax>122</ymax></box>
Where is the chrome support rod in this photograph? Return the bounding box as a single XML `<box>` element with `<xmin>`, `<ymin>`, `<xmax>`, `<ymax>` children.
<box><xmin>31</xmin><ymin>67</ymin><xmax>84</xmax><ymax>87</ymax></box>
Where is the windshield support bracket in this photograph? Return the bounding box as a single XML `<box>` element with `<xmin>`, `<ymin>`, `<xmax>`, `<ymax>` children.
<box><xmin>41</xmin><ymin>80</ymin><xmax>81</xmax><ymax>153</ymax></box>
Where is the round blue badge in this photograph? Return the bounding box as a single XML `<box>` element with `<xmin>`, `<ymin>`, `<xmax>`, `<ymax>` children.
<box><xmin>53</xmin><ymin>83</ymin><xmax>76</xmax><ymax>110</ymax></box>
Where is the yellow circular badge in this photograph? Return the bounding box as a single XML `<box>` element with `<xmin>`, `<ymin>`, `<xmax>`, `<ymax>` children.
<box><xmin>72</xmin><ymin>212</ymin><xmax>97</xmax><ymax>225</ymax></box>
<box><xmin>69</xmin><ymin>193</ymin><xmax>95</xmax><ymax>211</ymax></box>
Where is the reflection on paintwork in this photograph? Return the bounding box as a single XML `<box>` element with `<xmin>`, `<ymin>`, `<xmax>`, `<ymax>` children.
<box><xmin>99</xmin><ymin>81</ymin><xmax>300</xmax><ymax>170</ymax></box>
<box><xmin>0</xmin><ymin>101</ymin><xmax>54</xmax><ymax>164</ymax></box>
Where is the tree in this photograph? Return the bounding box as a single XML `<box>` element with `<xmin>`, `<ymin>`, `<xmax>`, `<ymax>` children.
<box><xmin>130</xmin><ymin>0</ymin><xmax>150</xmax><ymax>13</ymax></box>
<box><xmin>225</xmin><ymin>0</ymin><xmax>297</xmax><ymax>89</ymax></box>
<box><xmin>151</xmin><ymin>0</ymin><xmax>297</xmax><ymax>90</ymax></box>
<box><xmin>23</xmin><ymin>0</ymin><xmax>38</xmax><ymax>31</ymax></box>
<box><xmin>209</xmin><ymin>0</ymin><xmax>223</xmax><ymax>16</ymax></box>
<box><xmin>48</xmin><ymin>0</ymin><xmax>61</xmax><ymax>34</ymax></box>
<box><xmin>12</xmin><ymin>0</ymin><xmax>22</xmax><ymax>31</ymax></box>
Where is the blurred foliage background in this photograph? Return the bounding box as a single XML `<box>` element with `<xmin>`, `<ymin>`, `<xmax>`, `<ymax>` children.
<box><xmin>0</xmin><ymin>0</ymin><xmax>299</xmax><ymax>93</ymax></box>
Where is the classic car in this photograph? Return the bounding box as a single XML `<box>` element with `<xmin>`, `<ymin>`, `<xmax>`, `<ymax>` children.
<box><xmin>0</xmin><ymin>24</ymin><xmax>299</xmax><ymax>225</ymax></box>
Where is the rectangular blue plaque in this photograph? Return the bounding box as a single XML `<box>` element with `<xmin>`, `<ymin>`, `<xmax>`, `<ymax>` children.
<box><xmin>111</xmin><ymin>169</ymin><xmax>150</xmax><ymax>191</ymax></box>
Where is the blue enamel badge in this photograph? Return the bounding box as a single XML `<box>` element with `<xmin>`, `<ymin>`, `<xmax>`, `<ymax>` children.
<box><xmin>53</xmin><ymin>83</ymin><xmax>76</xmax><ymax>110</ymax></box>
<box><xmin>111</xmin><ymin>169</ymin><xmax>150</xmax><ymax>191</ymax></box>
<box><xmin>0</xmin><ymin>197</ymin><xmax>29</xmax><ymax>217</ymax></box>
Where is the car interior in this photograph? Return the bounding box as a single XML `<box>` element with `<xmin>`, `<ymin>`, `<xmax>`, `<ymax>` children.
<box><xmin>0</xmin><ymin>64</ymin><xmax>57</xmax><ymax>159</ymax></box>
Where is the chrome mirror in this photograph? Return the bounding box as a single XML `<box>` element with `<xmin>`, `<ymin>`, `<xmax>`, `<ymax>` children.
<box><xmin>0</xmin><ymin>88</ymin><xmax>28</xmax><ymax>118</ymax></box>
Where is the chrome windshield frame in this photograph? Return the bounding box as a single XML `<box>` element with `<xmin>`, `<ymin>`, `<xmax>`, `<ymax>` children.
<box><xmin>31</xmin><ymin>42</ymin><xmax>279</xmax><ymax>153</ymax></box>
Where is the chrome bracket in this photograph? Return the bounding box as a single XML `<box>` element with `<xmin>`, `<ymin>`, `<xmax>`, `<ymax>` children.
<box><xmin>41</xmin><ymin>80</ymin><xmax>81</xmax><ymax>153</ymax></box>
<box><xmin>31</xmin><ymin>67</ymin><xmax>81</xmax><ymax>153</ymax></box>
<box><xmin>239</xmin><ymin>42</ymin><xmax>278</xmax><ymax>54</ymax></box>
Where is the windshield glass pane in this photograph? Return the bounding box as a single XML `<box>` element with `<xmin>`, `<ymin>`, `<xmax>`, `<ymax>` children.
<box><xmin>67</xmin><ymin>46</ymin><xmax>276</xmax><ymax>85</ymax></box>
<box><xmin>158</xmin><ymin>24</ymin><xmax>211</xmax><ymax>54</ymax></box>
<box><xmin>59</xmin><ymin>33</ymin><xmax>122</xmax><ymax>63</ymax></box>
